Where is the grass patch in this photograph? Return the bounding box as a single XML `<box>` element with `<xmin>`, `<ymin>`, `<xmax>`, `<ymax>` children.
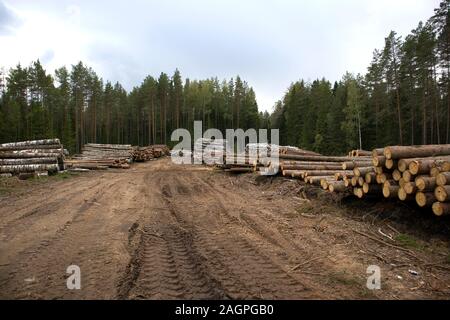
<box><xmin>295</xmin><ymin>202</ymin><xmax>317</xmax><ymax>215</ymax></box>
<box><xmin>394</xmin><ymin>233</ymin><xmax>424</xmax><ymax>250</ymax></box>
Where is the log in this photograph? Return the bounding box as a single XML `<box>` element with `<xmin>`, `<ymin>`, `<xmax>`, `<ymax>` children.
<box><xmin>384</xmin><ymin>144</ymin><xmax>450</xmax><ymax>160</ymax></box>
<box><xmin>392</xmin><ymin>169</ymin><xmax>402</xmax><ymax>181</ymax></box>
<box><xmin>363</xmin><ymin>183</ymin><xmax>382</xmax><ymax>194</ymax></box>
<box><xmin>376</xmin><ymin>174</ymin><xmax>384</xmax><ymax>184</ymax></box>
<box><xmin>430</xmin><ymin>161</ymin><xmax>450</xmax><ymax>174</ymax></box>
<box><xmin>328</xmin><ymin>181</ymin><xmax>346</xmax><ymax>192</ymax></box>
<box><xmin>356</xmin><ymin>177</ymin><xmax>363</xmax><ymax>186</ymax></box>
<box><xmin>398</xmin><ymin>158</ymin><xmax>417</xmax><ymax>172</ymax></box>
<box><xmin>374</xmin><ymin>166</ymin><xmax>383</xmax><ymax>174</ymax></box>
<box><xmin>342</xmin><ymin>160</ymin><xmax>373</xmax><ymax>170</ymax></box>
<box><xmin>279</xmin><ymin>154</ymin><xmax>356</xmax><ymax>162</ymax></box>
<box><xmin>383</xmin><ymin>185</ymin><xmax>399</xmax><ymax>198</ymax></box>
<box><xmin>0</xmin><ymin>164</ymin><xmax>59</xmax><ymax>174</ymax></box>
<box><xmin>398</xmin><ymin>187</ymin><xmax>414</xmax><ymax>201</ymax></box>
<box><xmin>305</xmin><ymin>170</ymin><xmax>353</xmax><ymax>177</ymax></box>
<box><xmin>434</xmin><ymin>185</ymin><xmax>450</xmax><ymax>202</ymax></box>
<box><xmin>379</xmin><ymin>173</ymin><xmax>391</xmax><ymax>184</ymax></box>
<box><xmin>415</xmin><ymin>192</ymin><xmax>436</xmax><ymax>208</ymax></box>
<box><xmin>399</xmin><ymin>178</ymin><xmax>407</xmax><ymax>188</ymax></box>
<box><xmin>351</xmin><ymin>176</ymin><xmax>358</xmax><ymax>187</ymax></box>
<box><xmin>430</xmin><ymin>167</ymin><xmax>441</xmax><ymax>177</ymax></box>
<box><xmin>0</xmin><ymin>173</ymin><xmax>12</xmax><ymax>177</ymax></box>
<box><xmin>372</xmin><ymin>148</ymin><xmax>384</xmax><ymax>157</ymax></box>
<box><xmin>408</xmin><ymin>156</ymin><xmax>450</xmax><ymax>175</ymax></box>
<box><xmin>282</xmin><ymin>164</ymin><xmax>343</xmax><ymax>171</ymax></box>
<box><xmin>372</xmin><ymin>156</ymin><xmax>386</xmax><ymax>167</ymax></box>
<box><xmin>18</xmin><ymin>172</ymin><xmax>35</xmax><ymax>180</ymax></box>
<box><xmin>432</xmin><ymin>202</ymin><xmax>450</xmax><ymax>216</ymax></box>
<box><xmin>436</xmin><ymin>172</ymin><xmax>450</xmax><ymax>187</ymax></box>
<box><xmin>0</xmin><ymin>152</ymin><xmax>63</xmax><ymax>159</ymax></box>
<box><xmin>226</xmin><ymin>167</ymin><xmax>253</xmax><ymax>173</ymax></box>
<box><xmin>402</xmin><ymin>170</ymin><xmax>414</xmax><ymax>183</ymax></box>
<box><xmin>0</xmin><ymin>139</ymin><xmax>60</xmax><ymax>148</ymax></box>
<box><xmin>365</xmin><ymin>172</ymin><xmax>376</xmax><ymax>184</ymax></box>
<box><xmin>280</xmin><ymin>161</ymin><xmax>339</xmax><ymax>168</ymax></box>
<box><xmin>415</xmin><ymin>176</ymin><xmax>436</xmax><ymax>191</ymax></box>
<box><xmin>0</xmin><ymin>158</ymin><xmax>58</xmax><ymax>165</ymax></box>
<box><xmin>282</xmin><ymin>170</ymin><xmax>301</xmax><ymax>177</ymax></box>
<box><xmin>385</xmin><ymin>159</ymin><xmax>397</xmax><ymax>170</ymax></box>
<box><xmin>353</xmin><ymin>188</ymin><xmax>364</xmax><ymax>198</ymax></box>
<box><xmin>0</xmin><ymin>144</ymin><xmax>62</xmax><ymax>152</ymax></box>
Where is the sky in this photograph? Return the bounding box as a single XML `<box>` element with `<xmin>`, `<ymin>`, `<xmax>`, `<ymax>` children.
<box><xmin>0</xmin><ymin>0</ymin><xmax>442</xmax><ymax>112</ymax></box>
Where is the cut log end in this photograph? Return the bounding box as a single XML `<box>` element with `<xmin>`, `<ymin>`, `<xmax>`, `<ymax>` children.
<box><xmin>432</xmin><ymin>202</ymin><xmax>450</xmax><ymax>217</ymax></box>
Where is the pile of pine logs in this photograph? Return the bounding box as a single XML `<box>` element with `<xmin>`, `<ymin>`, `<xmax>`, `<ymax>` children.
<box><xmin>0</xmin><ymin>139</ymin><xmax>65</xmax><ymax>178</ymax></box>
<box><xmin>302</xmin><ymin>144</ymin><xmax>450</xmax><ymax>217</ymax></box>
<box><xmin>132</xmin><ymin>145</ymin><xmax>170</xmax><ymax>162</ymax></box>
<box><xmin>67</xmin><ymin>143</ymin><xmax>133</xmax><ymax>170</ymax></box>
<box><xmin>194</xmin><ymin>138</ymin><xmax>226</xmax><ymax>164</ymax></box>
<box><xmin>370</xmin><ymin>144</ymin><xmax>450</xmax><ymax>217</ymax></box>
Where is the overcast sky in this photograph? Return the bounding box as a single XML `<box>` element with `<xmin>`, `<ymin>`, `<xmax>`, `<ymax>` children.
<box><xmin>0</xmin><ymin>0</ymin><xmax>442</xmax><ymax>112</ymax></box>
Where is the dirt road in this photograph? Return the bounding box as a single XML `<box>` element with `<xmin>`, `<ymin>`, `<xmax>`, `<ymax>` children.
<box><xmin>0</xmin><ymin>158</ymin><xmax>449</xmax><ymax>299</ymax></box>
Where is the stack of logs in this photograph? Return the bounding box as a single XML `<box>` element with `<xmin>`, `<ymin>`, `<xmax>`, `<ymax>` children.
<box><xmin>275</xmin><ymin>153</ymin><xmax>372</xmax><ymax>192</ymax></box>
<box><xmin>276</xmin><ymin>144</ymin><xmax>450</xmax><ymax>217</ymax></box>
<box><xmin>0</xmin><ymin>139</ymin><xmax>65</xmax><ymax>178</ymax></box>
<box><xmin>132</xmin><ymin>145</ymin><xmax>170</xmax><ymax>162</ymax></box>
<box><xmin>66</xmin><ymin>143</ymin><xmax>134</xmax><ymax>170</ymax></box>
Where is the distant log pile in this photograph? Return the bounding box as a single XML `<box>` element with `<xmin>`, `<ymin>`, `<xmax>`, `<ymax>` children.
<box><xmin>67</xmin><ymin>143</ymin><xmax>134</xmax><ymax>170</ymax></box>
<box><xmin>66</xmin><ymin>143</ymin><xmax>170</xmax><ymax>170</ymax></box>
<box><xmin>0</xmin><ymin>139</ymin><xmax>65</xmax><ymax>178</ymax></box>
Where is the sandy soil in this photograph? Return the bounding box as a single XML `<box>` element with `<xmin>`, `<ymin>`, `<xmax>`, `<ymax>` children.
<box><xmin>0</xmin><ymin>158</ymin><xmax>449</xmax><ymax>299</ymax></box>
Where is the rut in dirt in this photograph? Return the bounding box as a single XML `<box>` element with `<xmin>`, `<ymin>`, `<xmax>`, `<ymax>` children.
<box><xmin>117</xmin><ymin>166</ymin><xmax>312</xmax><ymax>299</ymax></box>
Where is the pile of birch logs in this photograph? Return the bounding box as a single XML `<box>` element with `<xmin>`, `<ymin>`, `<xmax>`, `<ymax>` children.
<box><xmin>0</xmin><ymin>138</ymin><xmax>65</xmax><ymax>178</ymax></box>
<box><xmin>132</xmin><ymin>145</ymin><xmax>170</xmax><ymax>162</ymax></box>
<box><xmin>66</xmin><ymin>143</ymin><xmax>133</xmax><ymax>170</ymax></box>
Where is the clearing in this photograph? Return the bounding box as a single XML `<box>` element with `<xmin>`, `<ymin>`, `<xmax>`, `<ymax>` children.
<box><xmin>0</xmin><ymin>158</ymin><xmax>449</xmax><ymax>299</ymax></box>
